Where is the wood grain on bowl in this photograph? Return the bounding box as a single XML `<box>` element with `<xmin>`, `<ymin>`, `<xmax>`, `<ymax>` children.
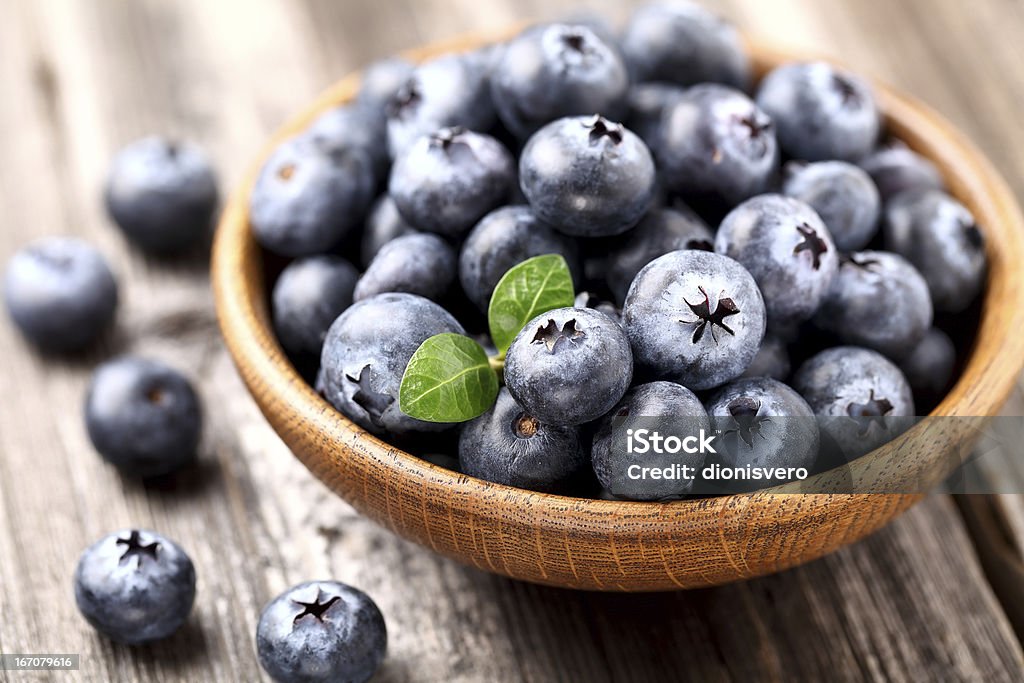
<box><xmin>212</xmin><ymin>34</ymin><xmax>1024</xmax><ymax>591</ymax></box>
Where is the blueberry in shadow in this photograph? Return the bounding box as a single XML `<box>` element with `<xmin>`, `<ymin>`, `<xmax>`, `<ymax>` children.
<box><xmin>858</xmin><ymin>139</ymin><xmax>944</xmax><ymax>201</ymax></box>
<box><xmin>898</xmin><ymin>327</ymin><xmax>957</xmax><ymax>409</ymax></box>
<box><xmin>504</xmin><ymin>307</ymin><xmax>633</xmax><ymax>426</ymax></box>
<box><xmin>385</xmin><ymin>53</ymin><xmax>495</xmax><ymax>157</ymax></box>
<box><xmin>704</xmin><ymin>377</ymin><xmax>819</xmax><ymax>492</ymax></box>
<box><xmin>658</xmin><ymin>85</ymin><xmax>778</xmax><ymax>206</ymax></box>
<box><xmin>519</xmin><ymin>115</ymin><xmax>656</xmax><ymax>237</ymax></box>
<box><xmin>273</xmin><ymin>255</ymin><xmax>359</xmax><ymax>356</ymax></box>
<box><xmin>883</xmin><ymin>188</ymin><xmax>986</xmax><ymax>313</ymax></box>
<box><xmin>357</xmin><ymin>57</ymin><xmax>415</xmax><ymax>115</ymax></box>
<box><xmin>624</xmin><ymin>82</ymin><xmax>686</xmax><ymax>149</ymax></box>
<box><xmin>85</xmin><ymin>356</ymin><xmax>202</xmax><ymax>478</ymax></box>
<box><xmin>4</xmin><ymin>237</ymin><xmax>118</xmax><ymax>352</ymax></box>
<box><xmin>74</xmin><ymin>529</ymin><xmax>196</xmax><ymax>644</ymax></box>
<box><xmin>490</xmin><ymin>23</ymin><xmax>629</xmax><ymax>138</ymax></box>
<box><xmin>307</xmin><ymin>103</ymin><xmax>389</xmax><ymax>182</ymax></box>
<box><xmin>814</xmin><ymin>251</ymin><xmax>932</xmax><ymax>360</ymax></box>
<box><xmin>620</xmin><ymin>1</ymin><xmax>750</xmax><ymax>89</ymax></box>
<box><xmin>360</xmin><ymin>195</ymin><xmax>418</xmax><ymax>267</ymax></box>
<box><xmin>792</xmin><ymin>346</ymin><xmax>915</xmax><ymax>459</ymax></box>
<box><xmin>782</xmin><ymin>160</ymin><xmax>880</xmax><ymax>252</ymax></box>
<box><xmin>319</xmin><ymin>293</ymin><xmax>465</xmax><ymax>436</ymax></box>
<box><xmin>756</xmin><ymin>61</ymin><xmax>880</xmax><ymax>161</ymax></box>
<box><xmin>458</xmin><ymin>205</ymin><xmax>580</xmax><ymax>310</ymax></box>
<box><xmin>458</xmin><ymin>388</ymin><xmax>586</xmax><ymax>492</ymax></box>
<box><xmin>740</xmin><ymin>334</ymin><xmax>791</xmax><ymax>381</ymax></box>
<box><xmin>591</xmin><ymin>381</ymin><xmax>710</xmax><ymax>501</ymax></box>
<box><xmin>716</xmin><ymin>194</ymin><xmax>838</xmax><ymax>328</ymax></box>
<box><xmin>256</xmin><ymin>580</ymin><xmax>386</xmax><ymax>683</ymax></box>
<box><xmin>104</xmin><ymin>136</ymin><xmax>218</xmax><ymax>253</ymax></box>
<box><xmin>389</xmin><ymin>127</ymin><xmax>514</xmax><ymax>238</ymax></box>
<box><xmin>353</xmin><ymin>233</ymin><xmax>455</xmax><ymax>303</ymax></box>
<box><xmin>574</xmin><ymin>291</ymin><xmax>621</xmax><ymax>321</ymax></box>
<box><xmin>622</xmin><ymin>250</ymin><xmax>766</xmax><ymax>390</ymax></box>
<box><xmin>606</xmin><ymin>206</ymin><xmax>713</xmax><ymax>305</ymax></box>
<box><xmin>250</xmin><ymin>135</ymin><xmax>375</xmax><ymax>257</ymax></box>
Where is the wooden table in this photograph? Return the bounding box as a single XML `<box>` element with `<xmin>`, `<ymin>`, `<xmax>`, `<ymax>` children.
<box><xmin>1</xmin><ymin>0</ymin><xmax>1023</xmax><ymax>680</ymax></box>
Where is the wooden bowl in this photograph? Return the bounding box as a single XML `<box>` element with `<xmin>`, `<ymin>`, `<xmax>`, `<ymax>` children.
<box><xmin>212</xmin><ymin>31</ymin><xmax>1024</xmax><ymax>591</ymax></box>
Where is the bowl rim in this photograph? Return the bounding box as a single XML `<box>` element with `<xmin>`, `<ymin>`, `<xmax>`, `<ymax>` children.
<box><xmin>212</xmin><ymin>30</ymin><xmax>1024</xmax><ymax>541</ymax></box>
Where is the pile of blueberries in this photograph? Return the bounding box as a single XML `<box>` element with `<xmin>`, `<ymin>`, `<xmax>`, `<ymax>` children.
<box><xmin>252</xmin><ymin>3</ymin><xmax>986</xmax><ymax>503</ymax></box>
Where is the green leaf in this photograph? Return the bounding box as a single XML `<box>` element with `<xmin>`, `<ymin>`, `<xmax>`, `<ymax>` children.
<box><xmin>399</xmin><ymin>333</ymin><xmax>499</xmax><ymax>422</ymax></box>
<box><xmin>488</xmin><ymin>254</ymin><xmax>575</xmax><ymax>354</ymax></box>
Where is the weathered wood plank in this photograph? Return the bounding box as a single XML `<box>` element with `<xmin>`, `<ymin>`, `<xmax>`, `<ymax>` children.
<box><xmin>0</xmin><ymin>0</ymin><xmax>1022</xmax><ymax>681</ymax></box>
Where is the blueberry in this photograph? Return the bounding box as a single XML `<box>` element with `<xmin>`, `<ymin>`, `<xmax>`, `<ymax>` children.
<box><xmin>858</xmin><ymin>139</ymin><xmax>943</xmax><ymax>201</ymax></box>
<box><xmin>353</xmin><ymin>233</ymin><xmax>455</xmax><ymax>303</ymax></box>
<box><xmin>307</xmin><ymin>104</ymin><xmax>389</xmax><ymax>181</ymax></box>
<box><xmin>622</xmin><ymin>250</ymin><xmax>766</xmax><ymax>390</ymax></box>
<box><xmin>459</xmin><ymin>205</ymin><xmax>580</xmax><ymax>310</ymax></box>
<box><xmin>360</xmin><ymin>195</ymin><xmax>418</xmax><ymax>267</ymax></box>
<box><xmin>782</xmin><ymin>161</ymin><xmax>880</xmax><ymax>252</ymax></box>
<box><xmin>389</xmin><ymin>127</ymin><xmax>514</xmax><ymax>237</ymax></box>
<box><xmin>705</xmin><ymin>377</ymin><xmax>819</xmax><ymax>489</ymax></box>
<box><xmin>256</xmin><ymin>580</ymin><xmax>386</xmax><ymax>683</ymax></box>
<box><xmin>504</xmin><ymin>307</ymin><xmax>633</xmax><ymax>426</ymax></box>
<box><xmin>519</xmin><ymin>115</ymin><xmax>656</xmax><ymax>237</ymax></box>
<box><xmin>458</xmin><ymin>388</ymin><xmax>586</xmax><ymax>492</ymax></box>
<box><xmin>591</xmin><ymin>381</ymin><xmax>710</xmax><ymax>500</ymax></box>
<box><xmin>606</xmin><ymin>207</ymin><xmax>713</xmax><ymax>305</ymax></box>
<box><xmin>658</xmin><ymin>85</ymin><xmax>778</xmax><ymax>206</ymax></box>
<box><xmin>320</xmin><ymin>293</ymin><xmax>465</xmax><ymax>435</ymax></box>
<box><xmin>84</xmin><ymin>356</ymin><xmax>202</xmax><ymax>477</ymax></box>
<box><xmin>814</xmin><ymin>251</ymin><xmax>932</xmax><ymax>359</ymax></box>
<box><xmin>273</xmin><ymin>256</ymin><xmax>359</xmax><ymax>356</ymax></box>
<box><xmin>716</xmin><ymin>194</ymin><xmax>838</xmax><ymax>327</ymax></box>
<box><xmin>385</xmin><ymin>54</ymin><xmax>495</xmax><ymax>157</ymax></box>
<box><xmin>740</xmin><ymin>334</ymin><xmax>791</xmax><ymax>381</ymax></box>
<box><xmin>358</xmin><ymin>57</ymin><xmax>415</xmax><ymax>114</ymax></box>
<box><xmin>898</xmin><ymin>327</ymin><xmax>957</xmax><ymax>408</ymax></box>
<box><xmin>624</xmin><ymin>83</ymin><xmax>686</xmax><ymax>149</ymax></box>
<box><xmin>792</xmin><ymin>346</ymin><xmax>914</xmax><ymax>457</ymax></box>
<box><xmin>756</xmin><ymin>61</ymin><xmax>880</xmax><ymax>161</ymax></box>
<box><xmin>104</xmin><ymin>137</ymin><xmax>218</xmax><ymax>253</ymax></box>
<box><xmin>74</xmin><ymin>529</ymin><xmax>196</xmax><ymax>644</ymax></box>
<box><xmin>620</xmin><ymin>2</ymin><xmax>749</xmax><ymax>89</ymax></box>
<box><xmin>490</xmin><ymin>23</ymin><xmax>629</xmax><ymax>138</ymax></box>
<box><xmin>250</xmin><ymin>136</ymin><xmax>375</xmax><ymax>257</ymax></box>
<box><xmin>883</xmin><ymin>189</ymin><xmax>986</xmax><ymax>312</ymax></box>
<box><xmin>4</xmin><ymin>237</ymin><xmax>118</xmax><ymax>352</ymax></box>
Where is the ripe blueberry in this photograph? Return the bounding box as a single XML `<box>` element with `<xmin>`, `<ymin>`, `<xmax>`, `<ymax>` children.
<box><xmin>459</xmin><ymin>205</ymin><xmax>580</xmax><ymax>310</ymax></box>
<box><xmin>504</xmin><ymin>307</ymin><xmax>633</xmax><ymax>426</ymax></box>
<box><xmin>591</xmin><ymin>381</ymin><xmax>710</xmax><ymax>501</ymax></box>
<box><xmin>858</xmin><ymin>139</ymin><xmax>943</xmax><ymax>201</ymax></box>
<box><xmin>273</xmin><ymin>256</ymin><xmax>359</xmax><ymax>356</ymax></box>
<box><xmin>756</xmin><ymin>61</ymin><xmax>880</xmax><ymax>161</ymax></box>
<box><xmin>360</xmin><ymin>195</ymin><xmax>418</xmax><ymax>267</ymax></box>
<box><xmin>256</xmin><ymin>580</ymin><xmax>386</xmax><ymax>683</ymax></box>
<box><xmin>782</xmin><ymin>160</ymin><xmax>880</xmax><ymax>252</ymax></box>
<box><xmin>622</xmin><ymin>250</ymin><xmax>766</xmax><ymax>390</ymax></box>
<box><xmin>85</xmin><ymin>356</ymin><xmax>202</xmax><ymax>478</ymax></box>
<box><xmin>716</xmin><ymin>194</ymin><xmax>838</xmax><ymax>327</ymax></box>
<box><xmin>104</xmin><ymin>136</ymin><xmax>218</xmax><ymax>253</ymax></box>
<box><xmin>389</xmin><ymin>127</ymin><xmax>514</xmax><ymax>237</ymax></box>
<box><xmin>459</xmin><ymin>388</ymin><xmax>586</xmax><ymax>492</ymax></box>
<box><xmin>4</xmin><ymin>237</ymin><xmax>118</xmax><ymax>352</ymax></box>
<box><xmin>250</xmin><ymin>135</ymin><xmax>375</xmax><ymax>257</ymax></box>
<box><xmin>658</xmin><ymin>85</ymin><xmax>778</xmax><ymax>206</ymax></box>
<box><xmin>357</xmin><ymin>57</ymin><xmax>415</xmax><ymax>115</ymax></box>
<box><xmin>354</xmin><ymin>233</ymin><xmax>456</xmax><ymax>303</ymax></box>
<box><xmin>519</xmin><ymin>115</ymin><xmax>656</xmax><ymax>237</ymax></box>
<box><xmin>74</xmin><ymin>529</ymin><xmax>196</xmax><ymax>644</ymax></box>
<box><xmin>490</xmin><ymin>23</ymin><xmax>629</xmax><ymax>138</ymax></box>
<box><xmin>898</xmin><ymin>327</ymin><xmax>957</xmax><ymax>409</ymax></box>
<box><xmin>319</xmin><ymin>293</ymin><xmax>465</xmax><ymax>435</ymax></box>
<box><xmin>307</xmin><ymin>104</ymin><xmax>389</xmax><ymax>182</ymax></box>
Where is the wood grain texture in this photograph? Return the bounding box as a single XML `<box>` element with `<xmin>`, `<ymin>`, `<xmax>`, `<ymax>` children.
<box><xmin>0</xmin><ymin>0</ymin><xmax>1023</xmax><ymax>681</ymax></box>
